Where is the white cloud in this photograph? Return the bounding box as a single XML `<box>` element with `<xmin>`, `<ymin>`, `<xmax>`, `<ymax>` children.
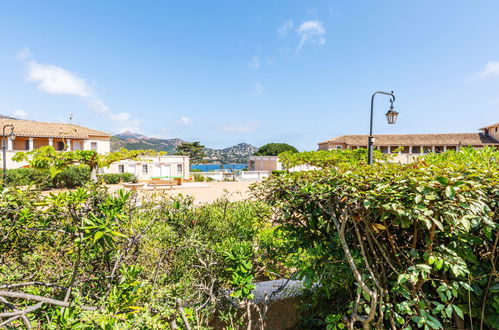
<box><xmin>252</xmin><ymin>82</ymin><xmax>264</xmax><ymax>96</ymax></box>
<box><xmin>26</xmin><ymin>61</ymin><xmax>92</xmax><ymax>97</ymax></box>
<box><xmin>296</xmin><ymin>20</ymin><xmax>326</xmax><ymax>50</ymax></box>
<box><xmin>178</xmin><ymin>116</ymin><xmax>193</xmax><ymax>125</ymax></box>
<box><xmin>249</xmin><ymin>55</ymin><xmax>260</xmax><ymax>70</ymax></box>
<box><xmin>217</xmin><ymin>121</ymin><xmax>260</xmax><ymax>133</ymax></box>
<box><xmin>278</xmin><ymin>19</ymin><xmax>293</xmax><ymax>37</ymax></box>
<box><xmin>12</xmin><ymin>109</ymin><xmax>28</xmax><ymax>119</ymax></box>
<box><xmin>468</xmin><ymin>61</ymin><xmax>499</xmax><ymax>81</ymax></box>
<box><xmin>18</xmin><ymin>48</ymin><xmax>141</xmax><ymax>132</ymax></box>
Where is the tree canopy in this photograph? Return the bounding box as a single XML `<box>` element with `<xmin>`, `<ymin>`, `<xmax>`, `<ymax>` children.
<box><xmin>254</xmin><ymin>143</ymin><xmax>298</xmax><ymax>156</ymax></box>
<box><xmin>174</xmin><ymin>141</ymin><xmax>206</xmax><ymax>164</ymax></box>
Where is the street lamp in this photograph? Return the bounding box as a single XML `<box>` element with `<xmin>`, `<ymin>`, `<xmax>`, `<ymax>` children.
<box><xmin>2</xmin><ymin>124</ymin><xmax>16</xmax><ymax>184</ymax></box>
<box><xmin>368</xmin><ymin>91</ymin><xmax>397</xmax><ymax>165</ymax></box>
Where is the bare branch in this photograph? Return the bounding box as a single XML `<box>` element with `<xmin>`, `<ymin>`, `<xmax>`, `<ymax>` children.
<box><xmin>0</xmin><ymin>282</ymin><xmax>66</xmax><ymax>291</ymax></box>
<box><xmin>0</xmin><ymin>291</ymin><xmax>97</xmax><ymax>311</ymax></box>
<box><xmin>0</xmin><ymin>302</ymin><xmax>43</xmax><ymax>318</ymax></box>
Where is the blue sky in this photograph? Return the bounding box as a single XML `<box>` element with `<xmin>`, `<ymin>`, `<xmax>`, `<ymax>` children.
<box><xmin>0</xmin><ymin>1</ymin><xmax>498</xmax><ymax>150</ymax></box>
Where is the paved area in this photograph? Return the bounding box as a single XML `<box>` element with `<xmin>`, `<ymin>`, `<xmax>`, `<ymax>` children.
<box><xmin>41</xmin><ymin>181</ymin><xmax>257</xmax><ymax>204</ymax></box>
<box><xmin>111</xmin><ymin>181</ymin><xmax>255</xmax><ymax>204</ymax></box>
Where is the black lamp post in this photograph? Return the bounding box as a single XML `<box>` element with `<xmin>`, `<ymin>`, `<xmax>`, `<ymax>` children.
<box><xmin>2</xmin><ymin>124</ymin><xmax>15</xmax><ymax>184</ymax></box>
<box><xmin>368</xmin><ymin>91</ymin><xmax>398</xmax><ymax>165</ymax></box>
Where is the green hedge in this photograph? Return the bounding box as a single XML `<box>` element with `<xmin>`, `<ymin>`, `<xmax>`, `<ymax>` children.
<box><xmin>6</xmin><ymin>166</ymin><xmax>90</xmax><ymax>189</ymax></box>
<box><xmin>256</xmin><ymin>147</ymin><xmax>499</xmax><ymax>329</ymax></box>
<box><xmin>99</xmin><ymin>173</ymin><xmax>137</xmax><ymax>184</ymax></box>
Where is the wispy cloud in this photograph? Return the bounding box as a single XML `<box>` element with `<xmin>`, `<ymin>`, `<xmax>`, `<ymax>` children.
<box><xmin>18</xmin><ymin>48</ymin><xmax>141</xmax><ymax>132</ymax></box>
<box><xmin>467</xmin><ymin>61</ymin><xmax>499</xmax><ymax>81</ymax></box>
<box><xmin>217</xmin><ymin>121</ymin><xmax>260</xmax><ymax>133</ymax></box>
<box><xmin>249</xmin><ymin>55</ymin><xmax>260</xmax><ymax>70</ymax></box>
<box><xmin>252</xmin><ymin>82</ymin><xmax>264</xmax><ymax>96</ymax></box>
<box><xmin>296</xmin><ymin>20</ymin><xmax>326</xmax><ymax>51</ymax></box>
<box><xmin>178</xmin><ymin>116</ymin><xmax>193</xmax><ymax>125</ymax></box>
<box><xmin>278</xmin><ymin>19</ymin><xmax>293</xmax><ymax>37</ymax></box>
<box><xmin>12</xmin><ymin>109</ymin><xmax>28</xmax><ymax>119</ymax></box>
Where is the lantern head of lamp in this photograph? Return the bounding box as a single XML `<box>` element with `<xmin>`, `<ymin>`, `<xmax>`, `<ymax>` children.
<box><xmin>385</xmin><ymin>100</ymin><xmax>398</xmax><ymax>125</ymax></box>
<box><xmin>9</xmin><ymin>127</ymin><xmax>16</xmax><ymax>140</ymax></box>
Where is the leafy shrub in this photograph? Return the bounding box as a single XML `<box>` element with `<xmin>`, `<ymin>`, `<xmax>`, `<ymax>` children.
<box><xmin>52</xmin><ymin>165</ymin><xmax>91</xmax><ymax>188</ymax></box>
<box><xmin>5</xmin><ymin>167</ymin><xmax>50</xmax><ymax>187</ymax></box>
<box><xmin>254</xmin><ymin>143</ymin><xmax>298</xmax><ymax>156</ymax></box>
<box><xmin>255</xmin><ymin>147</ymin><xmax>499</xmax><ymax>329</ymax></box>
<box><xmin>191</xmin><ymin>168</ymin><xmax>202</xmax><ymax>172</ymax></box>
<box><xmin>99</xmin><ymin>173</ymin><xmax>136</xmax><ymax>184</ymax></box>
<box><xmin>120</xmin><ymin>172</ymin><xmax>137</xmax><ymax>183</ymax></box>
<box><xmin>271</xmin><ymin>170</ymin><xmax>287</xmax><ymax>176</ymax></box>
<box><xmin>0</xmin><ymin>187</ymin><xmax>273</xmax><ymax>328</ymax></box>
<box><xmin>193</xmin><ymin>173</ymin><xmax>205</xmax><ymax>182</ymax></box>
<box><xmin>6</xmin><ymin>166</ymin><xmax>91</xmax><ymax>189</ymax></box>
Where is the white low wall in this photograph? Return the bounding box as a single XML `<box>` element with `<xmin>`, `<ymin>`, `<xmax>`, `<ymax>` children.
<box><xmin>197</xmin><ymin>172</ymin><xmax>224</xmax><ymax>181</ymax></box>
<box><xmin>241</xmin><ymin>171</ymin><xmax>271</xmax><ymax>180</ymax></box>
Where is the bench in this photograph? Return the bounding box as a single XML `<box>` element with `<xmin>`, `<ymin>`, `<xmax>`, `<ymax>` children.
<box><xmin>147</xmin><ymin>179</ymin><xmax>177</xmax><ymax>190</ymax></box>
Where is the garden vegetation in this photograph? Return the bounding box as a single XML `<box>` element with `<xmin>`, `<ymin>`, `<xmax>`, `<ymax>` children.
<box><xmin>0</xmin><ymin>147</ymin><xmax>497</xmax><ymax>329</ymax></box>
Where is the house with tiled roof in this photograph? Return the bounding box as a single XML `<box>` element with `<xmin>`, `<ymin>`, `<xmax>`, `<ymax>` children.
<box><xmin>0</xmin><ymin>117</ymin><xmax>191</xmax><ymax>181</ymax></box>
<box><xmin>0</xmin><ymin>117</ymin><xmax>111</xmax><ymax>169</ymax></box>
<box><xmin>317</xmin><ymin>122</ymin><xmax>499</xmax><ymax>162</ymax></box>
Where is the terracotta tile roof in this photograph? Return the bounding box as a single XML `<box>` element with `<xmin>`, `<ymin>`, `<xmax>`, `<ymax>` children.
<box><xmin>480</xmin><ymin>122</ymin><xmax>499</xmax><ymax>130</ymax></box>
<box><xmin>0</xmin><ymin>118</ymin><xmax>109</xmax><ymax>139</ymax></box>
<box><xmin>319</xmin><ymin>133</ymin><xmax>499</xmax><ymax>147</ymax></box>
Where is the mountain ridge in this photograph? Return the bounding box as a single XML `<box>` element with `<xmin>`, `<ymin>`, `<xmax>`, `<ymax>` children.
<box><xmin>111</xmin><ymin>132</ymin><xmax>258</xmax><ymax>163</ymax></box>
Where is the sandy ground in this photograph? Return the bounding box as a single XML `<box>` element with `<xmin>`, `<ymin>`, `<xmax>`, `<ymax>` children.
<box><xmin>41</xmin><ymin>181</ymin><xmax>256</xmax><ymax>204</ymax></box>
<box><xmin>131</xmin><ymin>181</ymin><xmax>255</xmax><ymax>204</ymax></box>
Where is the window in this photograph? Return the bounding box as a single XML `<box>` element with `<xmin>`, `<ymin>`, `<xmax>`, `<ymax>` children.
<box><xmin>495</xmin><ymin>127</ymin><xmax>498</xmax><ymax>132</ymax></box>
<box><xmin>91</xmin><ymin>142</ymin><xmax>97</xmax><ymax>151</ymax></box>
<box><xmin>142</xmin><ymin>165</ymin><xmax>148</xmax><ymax>175</ymax></box>
<box><xmin>177</xmin><ymin>164</ymin><xmax>183</xmax><ymax>174</ymax></box>
<box><xmin>411</xmin><ymin>146</ymin><xmax>421</xmax><ymax>154</ymax></box>
<box><xmin>25</xmin><ymin>140</ymin><xmax>30</xmax><ymax>150</ymax></box>
<box><xmin>57</xmin><ymin>141</ymin><xmax>65</xmax><ymax>151</ymax></box>
<box><xmin>336</xmin><ymin>146</ymin><xmax>342</xmax><ymax>150</ymax></box>
<box><xmin>118</xmin><ymin>165</ymin><xmax>125</xmax><ymax>174</ymax></box>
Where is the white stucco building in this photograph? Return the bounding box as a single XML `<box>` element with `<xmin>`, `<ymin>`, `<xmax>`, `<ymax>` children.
<box><xmin>107</xmin><ymin>156</ymin><xmax>190</xmax><ymax>181</ymax></box>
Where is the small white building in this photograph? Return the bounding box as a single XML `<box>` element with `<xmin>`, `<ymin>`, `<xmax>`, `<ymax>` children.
<box><xmin>107</xmin><ymin>156</ymin><xmax>190</xmax><ymax>181</ymax></box>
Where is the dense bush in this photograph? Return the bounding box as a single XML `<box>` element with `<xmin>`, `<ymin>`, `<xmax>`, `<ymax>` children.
<box><xmin>52</xmin><ymin>165</ymin><xmax>91</xmax><ymax>188</ymax></box>
<box><xmin>255</xmin><ymin>147</ymin><xmax>499</xmax><ymax>329</ymax></box>
<box><xmin>0</xmin><ymin>184</ymin><xmax>279</xmax><ymax>328</ymax></box>
<box><xmin>193</xmin><ymin>173</ymin><xmax>205</xmax><ymax>182</ymax></box>
<box><xmin>99</xmin><ymin>172</ymin><xmax>137</xmax><ymax>184</ymax></box>
<box><xmin>5</xmin><ymin>166</ymin><xmax>91</xmax><ymax>189</ymax></box>
<box><xmin>254</xmin><ymin>142</ymin><xmax>298</xmax><ymax>156</ymax></box>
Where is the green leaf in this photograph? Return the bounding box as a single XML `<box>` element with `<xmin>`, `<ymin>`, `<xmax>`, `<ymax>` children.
<box><xmin>415</xmin><ymin>194</ymin><xmax>423</xmax><ymax>204</ymax></box>
<box><xmin>436</xmin><ymin>176</ymin><xmax>448</xmax><ymax>185</ymax></box>
<box><xmin>445</xmin><ymin>186</ymin><xmax>455</xmax><ymax>199</ymax></box>
<box><xmin>426</xmin><ymin>315</ymin><xmax>443</xmax><ymax>329</ymax></box>
<box><xmin>452</xmin><ymin>305</ymin><xmax>464</xmax><ymax>319</ymax></box>
<box><xmin>445</xmin><ymin>304</ymin><xmax>453</xmax><ymax>318</ymax></box>
<box><xmin>94</xmin><ymin>231</ymin><xmax>104</xmax><ymax>241</ymax></box>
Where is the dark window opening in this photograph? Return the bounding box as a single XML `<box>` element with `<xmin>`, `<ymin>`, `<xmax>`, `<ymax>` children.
<box><xmin>57</xmin><ymin>141</ymin><xmax>65</xmax><ymax>151</ymax></box>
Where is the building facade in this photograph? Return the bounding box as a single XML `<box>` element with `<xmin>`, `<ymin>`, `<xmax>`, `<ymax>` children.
<box><xmin>108</xmin><ymin>156</ymin><xmax>190</xmax><ymax>181</ymax></box>
<box><xmin>1</xmin><ymin>117</ymin><xmax>191</xmax><ymax>180</ymax></box>
<box><xmin>0</xmin><ymin>118</ymin><xmax>111</xmax><ymax>169</ymax></box>
<box><xmin>318</xmin><ymin>122</ymin><xmax>499</xmax><ymax>163</ymax></box>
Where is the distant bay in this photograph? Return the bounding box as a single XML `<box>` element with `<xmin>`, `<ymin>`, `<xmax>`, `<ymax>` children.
<box><xmin>191</xmin><ymin>164</ymin><xmax>247</xmax><ymax>171</ymax></box>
